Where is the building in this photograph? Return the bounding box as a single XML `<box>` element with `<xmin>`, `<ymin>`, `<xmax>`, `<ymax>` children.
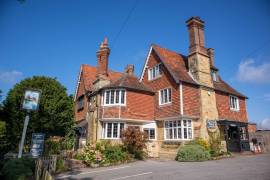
<box><xmin>74</xmin><ymin>17</ymin><xmax>250</xmax><ymax>156</ymax></box>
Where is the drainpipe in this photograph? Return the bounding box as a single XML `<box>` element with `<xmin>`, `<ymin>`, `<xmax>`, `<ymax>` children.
<box><xmin>179</xmin><ymin>81</ymin><xmax>184</xmax><ymax>116</ymax></box>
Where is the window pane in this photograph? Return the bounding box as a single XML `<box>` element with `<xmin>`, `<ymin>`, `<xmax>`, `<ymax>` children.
<box><xmin>153</xmin><ymin>68</ymin><xmax>156</xmax><ymax>79</ymax></box>
<box><xmin>164</xmin><ymin>89</ymin><xmax>168</xmax><ymax>103</ymax></box>
<box><xmin>165</xmin><ymin>129</ymin><xmax>169</xmax><ymax>139</ymax></box>
<box><xmin>188</xmin><ymin>128</ymin><xmax>192</xmax><ymax>139</ymax></box>
<box><xmin>173</xmin><ymin>128</ymin><xmax>177</xmax><ymax>139</ymax></box>
<box><xmin>168</xmin><ymin>89</ymin><xmax>172</xmax><ymax>102</ymax></box>
<box><xmin>115</xmin><ymin>90</ymin><xmax>120</xmax><ymax>104</ymax></box>
<box><xmin>158</xmin><ymin>64</ymin><xmax>162</xmax><ymax>75</ymax></box>
<box><xmin>121</xmin><ymin>90</ymin><xmax>125</xmax><ymax>104</ymax></box>
<box><xmin>183</xmin><ymin>120</ymin><xmax>187</xmax><ymax>127</ymax></box>
<box><xmin>107</xmin><ymin>123</ymin><xmax>112</xmax><ymax>138</ymax></box>
<box><xmin>178</xmin><ymin>128</ymin><xmax>182</xmax><ymax>139</ymax></box>
<box><xmin>160</xmin><ymin>90</ymin><xmax>164</xmax><ymax>104</ymax></box>
<box><xmin>113</xmin><ymin>123</ymin><xmax>118</xmax><ymax>138</ymax></box>
<box><xmin>110</xmin><ymin>90</ymin><xmax>115</xmax><ymax>104</ymax></box>
<box><xmin>169</xmin><ymin>129</ymin><xmax>173</xmax><ymax>139</ymax></box>
<box><xmin>150</xmin><ymin>129</ymin><xmax>155</xmax><ymax>139</ymax></box>
<box><xmin>165</xmin><ymin>121</ymin><xmax>169</xmax><ymax>128</ymax></box>
<box><xmin>184</xmin><ymin>128</ymin><xmax>187</xmax><ymax>139</ymax></box>
<box><xmin>106</xmin><ymin>91</ymin><xmax>110</xmax><ymax>104</ymax></box>
<box><xmin>188</xmin><ymin>120</ymin><xmax>192</xmax><ymax>127</ymax></box>
<box><xmin>120</xmin><ymin>123</ymin><xmax>124</xmax><ymax>138</ymax></box>
<box><xmin>178</xmin><ymin>120</ymin><xmax>181</xmax><ymax>127</ymax></box>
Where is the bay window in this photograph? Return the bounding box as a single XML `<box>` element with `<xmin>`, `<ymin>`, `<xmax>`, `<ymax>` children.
<box><xmin>102</xmin><ymin>122</ymin><xmax>124</xmax><ymax>139</ymax></box>
<box><xmin>104</xmin><ymin>89</ymin><xmax>126</xmax><ymax>106</ymax></box>
<box><xmin>164</xmin><ymin>120</ymin><xmax>192</xmax><ymax>140</ymax></box>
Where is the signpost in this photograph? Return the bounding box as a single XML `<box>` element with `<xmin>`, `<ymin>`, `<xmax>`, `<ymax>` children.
<box><xmin>18</xmin><ymin>89</ymin><xmax>41</xmax><ymax>158</ymax></box>
<box><xmin>30</xmin><ymin>133</ymin><xmax>45</xmax><ymax>158</ymax></box>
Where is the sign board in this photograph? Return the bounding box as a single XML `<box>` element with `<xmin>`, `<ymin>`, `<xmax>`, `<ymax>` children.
<box><xmin>207</xmin><ymin>120</ymin><xmax>217</xmax><ymax>129</ymax></box>
<box><xmin>30</xmin><ymin>133</ymin><xmax>45</xmax><ymax>158</ymax></box>
<box><xmin>22</xmin><ymin>90</ymin><xmax>41</xmax><ymax>111</ymax></box>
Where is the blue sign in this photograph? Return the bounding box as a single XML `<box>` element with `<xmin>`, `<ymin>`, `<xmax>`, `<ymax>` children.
<box><xmin>30</xmin><ymin>133</ymin><xmax>45</xmax><ymax>158</ymax></box>
<box><xmin>207</xmin><ymin>120</ymin><xmax>217</xmax><ymax>129</ymax></box>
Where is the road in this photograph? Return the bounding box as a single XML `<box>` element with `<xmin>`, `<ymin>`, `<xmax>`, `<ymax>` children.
<box><xmin>55</xmin><ymin>153</ymin><xmax>270</xmax><ymax>180</ymax></box>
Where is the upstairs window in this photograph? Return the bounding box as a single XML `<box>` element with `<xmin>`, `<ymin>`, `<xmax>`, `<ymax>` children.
<box><xmin>77</xmin><ymin>95</ymin><xmax>84</xmax><ymax>111</ymax></box>
<box><xmin>104</xmin><ymin>89</ymin><xmax>125</xmax><ymax>106</ymax></box>
<box><xmin>229</xmin><ymin>95</ymin><xmax>239</xmax><ymax>111</ymax></box>
<box><xmin>148</xmin><ymin>64</ymin><xmax>162</xmax><ymax>80</ymax></box>
<box><xmin>159</xmin><ymin>88</ymin><xmax>172</xmax><ymax>105</ymax></box>
<box><xmin>211</xmin><ymin>70</ymin><xmax>218</xmax><ymax>81</ymax></box>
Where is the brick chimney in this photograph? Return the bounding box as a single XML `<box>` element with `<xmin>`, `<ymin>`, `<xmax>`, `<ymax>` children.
<box><xmin>125</xmin><ymin>64</ymin><xmax>134</xmax><ymax>76</ymax></box>
<box><xmin>207</xmin><ymin>48</ymin><xmax>215</xmax><ymax>67</ymax></box>
<box><xmin>96</xmin><ymin>37</ymin><xmax>110</xmax><ymax>78</ymax></box>
<box><xmin>186</xmin><ymin>17</ymin><xmax>207</xmax><ymax>55</ymax></box>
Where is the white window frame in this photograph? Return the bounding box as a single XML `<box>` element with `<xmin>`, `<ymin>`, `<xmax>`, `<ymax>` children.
<box><xmin>159</xmin><ymin>88</ymin><xmax>172</xmax><ymax>105</ymax></box>
<box><xmin>211</xmin><ymin>70</ymin><xmax>217</xmax><ymax>81</ymax></box>
<box><xmin>103</xmin><ymin>89</ymin><xmax>126</xmax><ymax>106</ymax></box>
<box><xmin>148</xmin><ymin>63</ymin><xmax>162</xmax><ymax>80</ymax></box>
<box><xmin>164</xmin><ymin>120</ymin><xmax>193</xmax><ymax>140</ymax></box>
<box><xmin>143</xmin><ymin>128</ymin><xmax>156</xmax><ymax>140</ymax></box>
<box><xmin>102</xmin><ymin>122</ymin><xmax>125</xmax><ymax>139</ymax></box>
<box><xmin>229</xmin><ymin>95</ymin><xmax>239</xmax><ymax>111</ymax></box>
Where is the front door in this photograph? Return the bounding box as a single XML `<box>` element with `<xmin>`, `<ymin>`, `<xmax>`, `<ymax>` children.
<box><xmin>227</xmin><ymin>125</ymin><xmax>241</xmax><ymax>152</ymax></box>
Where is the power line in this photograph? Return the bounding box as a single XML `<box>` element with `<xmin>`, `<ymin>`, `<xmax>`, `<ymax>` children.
<box><xmin>243</xmin><ymin>39</ymin><xmax>270</xmax><ymax>59</ymax></box>
<box><xmin>111</xmin><ymin>0</ymin><xmax>139</xmax><ymax>50</ymax></box>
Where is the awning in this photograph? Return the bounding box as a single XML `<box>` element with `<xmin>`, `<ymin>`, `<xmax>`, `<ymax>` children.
<box><xmin>217</xmin><ymin>119</ymin><xmax>248</xmax><ymax>127</ymax></box>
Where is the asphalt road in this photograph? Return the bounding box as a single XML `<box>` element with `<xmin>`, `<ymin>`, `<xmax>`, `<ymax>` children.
<box><xmin>55</xmin><ymin>153</ymin><xmax>270</xmax><ymax>180</ymax></box>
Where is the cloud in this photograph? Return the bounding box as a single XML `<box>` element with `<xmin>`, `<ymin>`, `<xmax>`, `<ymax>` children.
<box><xmin>236</xmin><ymin>59</ymin><xmax>270</xmax><ymax>83</ymax></box>
<box><xmin>258</xmin><ymin>118</ymin><xmax>270</xmax><ymax>130</ymax></box>
<box><xmin>0</xmin><ymin>70</ymin><xmax>23</xmax><ymax>84</ymax></box>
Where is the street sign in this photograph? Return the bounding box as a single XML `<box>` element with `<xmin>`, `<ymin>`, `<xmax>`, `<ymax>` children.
<box><xmin>22</xmin><ymin>90</ymin><xmax>41</xmax><ymax>111</ymax></box>
<box><xmin>30</xmin><ymin>133</ymin><xmax>45</xmax><ymax>158</ymax></box>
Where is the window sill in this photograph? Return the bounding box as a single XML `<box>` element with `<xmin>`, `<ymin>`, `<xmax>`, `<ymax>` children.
<box><xmin>148</xmin><ymin>76</ymin><xmax>162</xmax><ymax>82</ymax></box>
<box><xmin>230</xmin><ymin>108</ymin><xmax>240</xmax><ymax>112</ymax></box>
<box><xmin>159</xmin><ymin>102</ymin><xmax>172</xmax><ymax>107</ymax></box>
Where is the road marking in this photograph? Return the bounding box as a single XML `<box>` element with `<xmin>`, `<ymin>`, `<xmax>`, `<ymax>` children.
<box><xmin>110</xmin><ymin>172</ymin><xmax>153</xmax><ymax>180</ymax></box>
<box><xmin>56</xmin><ymin>165</ymin><xmax>131</xmax><ymax>179</ymax></box>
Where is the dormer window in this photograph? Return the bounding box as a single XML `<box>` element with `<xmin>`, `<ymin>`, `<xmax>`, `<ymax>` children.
<box><xmin>211</xmin><ymin>70</ymin><xmax>218</xmax><ymax>81</ymax></box>
<box><xmin>104</xmin><ymin>89</ymin><xmax>126</xmax><ymax>106</ymax></box>
<box><xmin>229</xmin><ymin>95</ymin><xmax>239</xmax><ymax>111</ymax></box>
<box><xmin>148</xmin><ymin>64</ymin><xmax>162</xmax><ymax>80</ymax></box>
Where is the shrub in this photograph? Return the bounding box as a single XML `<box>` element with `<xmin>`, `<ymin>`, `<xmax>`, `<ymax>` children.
<box><xmin>45</xmin><ymin>137</ymin><xmax>61</xmax><ymax>155</ymax></box>
<box><xmin>121</xmin><ymin>127</ymin><xmax>148</xmax><ymax>160</ymax></box>
<box><xmin>176</xmin><ymin>144</ymin><xmax>211</xmax><ymax>162</ymax></box>
<box><xmin>56</xmin><ymin>157</ymin><xmax>67</xmax><ymax>173</ymax></box>
<box><xmin>209</xmin><ymin>132</ymin><xmax>221</xmax><ymax>157</ymax></box>
<box><xmin>103</xmin><ymin>144</ymin><xmax>129</xmax><ymax>164</ymax></box>
<box><xmin>1</xmin><ymin>158</ymin><xmax>35</xmax><ymax>180</ymax></box>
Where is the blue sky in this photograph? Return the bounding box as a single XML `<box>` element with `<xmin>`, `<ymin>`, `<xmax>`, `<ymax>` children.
<box><xmin>0</xmin><ymin>0</ymin><xmax>270</xmax><ymax>128</ymax></box>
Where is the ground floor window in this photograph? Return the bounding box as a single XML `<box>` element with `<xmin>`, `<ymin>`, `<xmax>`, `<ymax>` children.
<box><xmin>143</xmin><ymin>128</ymin><xmax>155</xmax><ymax>140</ymax></box>
<box><xmin>102</xmin><ymin>122</ymin><xmax>124</xmax><ymax>139</ymax></box>
<box><xmin>164</xmin><ymin>120</ymin><xmax>192</xmax><ymax>140</ymax></box>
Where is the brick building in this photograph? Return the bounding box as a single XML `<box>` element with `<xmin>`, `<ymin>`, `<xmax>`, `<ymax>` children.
<box><xmin>74</xmin><ymin>17</ymin><xmax>251</xmax><ymax>156</ymax></box>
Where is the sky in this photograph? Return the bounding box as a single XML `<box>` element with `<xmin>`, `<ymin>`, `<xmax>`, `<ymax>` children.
<box><xmin>0</xmin><ymin>0</ymin><xmax>270</xmax><ymax>129</ymax></box>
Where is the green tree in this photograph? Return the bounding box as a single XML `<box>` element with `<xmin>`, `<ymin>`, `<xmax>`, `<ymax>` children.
<box><xmin>3</xmin><ymin>76</ymin><xmax>74</xmax><ymax>150</ymax></box>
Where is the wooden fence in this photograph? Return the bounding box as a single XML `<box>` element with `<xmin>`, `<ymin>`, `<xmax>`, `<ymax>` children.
<box><xmin>35</xmin><ymin>155</ymin><xmax>57</xmax><ymax>180</ymax></box>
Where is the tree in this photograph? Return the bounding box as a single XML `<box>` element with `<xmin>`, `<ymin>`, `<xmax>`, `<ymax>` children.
<box><xmin>3</xmin><ymin>76</ymin><xmax>74</xmax><ymax>150</ymax></box>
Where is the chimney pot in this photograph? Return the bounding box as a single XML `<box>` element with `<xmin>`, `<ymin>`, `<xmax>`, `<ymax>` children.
<box><xmin>125</xmin><ymin>64</ymin><xmax>134</xmax><ymax>75</ymax></box>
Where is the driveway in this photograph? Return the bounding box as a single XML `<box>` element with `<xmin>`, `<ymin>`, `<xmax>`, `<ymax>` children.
<box><xmin>55</xmin><ymin>153</ymin><xmax>270</xmax><ymax>180</ymax></box>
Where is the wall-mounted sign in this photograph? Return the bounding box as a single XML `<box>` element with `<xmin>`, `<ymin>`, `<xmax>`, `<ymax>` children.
<box><xmin>30</xmin><ymin>133</ymin><xmax>45</xmax><ymax>158</ymax></box>
<box><xmin>207</xmin><ymin>120</ymin><xmax>217</xmax><ymax>129</ymax></box>
<box><xmin>22</xmin><ymin>90</ymin><xmax>41</xmax><ymax>111</ymax></box>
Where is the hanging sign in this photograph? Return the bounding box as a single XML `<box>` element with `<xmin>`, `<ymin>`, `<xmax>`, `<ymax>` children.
<box><xmin>207</xmin><ymin>120</ymin><xmax>217</xmax><ymax>129</ymax></box>
<box><xmin>30</xmin><ymin>133</ymin><xmax>45</xmax><ymax>158</ymax></box>
<box><xmin>22</xmin><ymin>90</ymin><xmax>41</xmax><ymax>111</ymax></box>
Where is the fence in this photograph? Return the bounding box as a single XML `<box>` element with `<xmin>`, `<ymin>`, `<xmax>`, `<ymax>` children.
<box><xmin>35</xmin><ymin>155</ymin><xmax>57</xmax><ymax>180</ymax></box>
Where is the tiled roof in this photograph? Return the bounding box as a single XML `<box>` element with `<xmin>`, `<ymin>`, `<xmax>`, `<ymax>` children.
<box><xmin>151</xmin><ymin>44</ymin><xmax>247</xmax><ymax>98</ymax></box>
<box><xmin>214</xmin><ymin>78</ymin><xmax>247</xmax><ymax>98</ymax></box>
<box><xmin>152</xmin><ymin>44</ymin><xmax>197</xmax><ymax>85</ymax></box>
<box><xmin>103</xmin><ymin>74</ymin><xmax>154</xmax><ymax>93</ymax></box>
<box><xmin>81</xmin><ymin>64</ymin><xmax>122</xmax><ymax>91</ymax></box>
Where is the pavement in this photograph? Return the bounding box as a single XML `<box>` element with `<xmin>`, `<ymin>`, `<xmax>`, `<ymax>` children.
<box><xmin>55</xmin><ymin>153</ymin><xmax>270</xmax><ymax>180</ymax></box>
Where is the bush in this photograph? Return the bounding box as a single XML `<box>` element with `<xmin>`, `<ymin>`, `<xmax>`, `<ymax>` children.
<box><xmin>187</xmin><ymin>138</ymin><xmax>210</xmax><ymax>151</ymax></box>
<box><xmin>209</xmin><ymin>132</ymin><xmax>221</xmax><ymax>157</ymax></box>
<box><xmin>75</xmin><ymin>141</ymin><xmax>131</xmax><ymax>167</ymax></box>
<box><xmin>45</xmin><ymin>137</ymin><xmax>61</xmax><ymax>155</ymax></box>
<box><xmin>121</xmin><ymin>127</ymin><xmax>148</xmax><ymax>160</ymax></box>
<box><xmin>56</xmin><ymin>157</ymin><xmax>67</xmax><ymax>173</ymax></box>
<box><xmin>1</xmin><ymin>158</ymin><xmax>35</xmax><ymax>180</ymax></box>
<box><xmin>176</xmin><ymin>144</ymin><xmax>211</xmax><ymax>162</ymax></box>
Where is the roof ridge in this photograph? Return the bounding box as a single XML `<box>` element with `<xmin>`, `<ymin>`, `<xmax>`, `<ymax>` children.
<box><xmin>151</xmin><ymin>43</ymin><xmax>186</xmax><ymax>57</ymax></box>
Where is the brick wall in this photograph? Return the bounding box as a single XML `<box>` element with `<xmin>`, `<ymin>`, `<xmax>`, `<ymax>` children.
<box><xmin>216</xmin><ymin>91</ymin><xmax>248</xmax><ymax>122</ymax></box>
<box><xmin>75</xmin><ymin>74</ymin><xmax>88</xmax><ymax>122</ymax></box>
<box><xmin>101</xmin><ymin>90</ymin><xmax>154</xmax><ymax>121</ymax></box>
<box><xmin>182</xmin><ymin>82</ymin><xmax>200</xmax><ymax>117</ymax></box>
<box><xmin>142</xmin><ymin>52</ymin><xmax>180</xmax><ymax>119</ymax></box>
